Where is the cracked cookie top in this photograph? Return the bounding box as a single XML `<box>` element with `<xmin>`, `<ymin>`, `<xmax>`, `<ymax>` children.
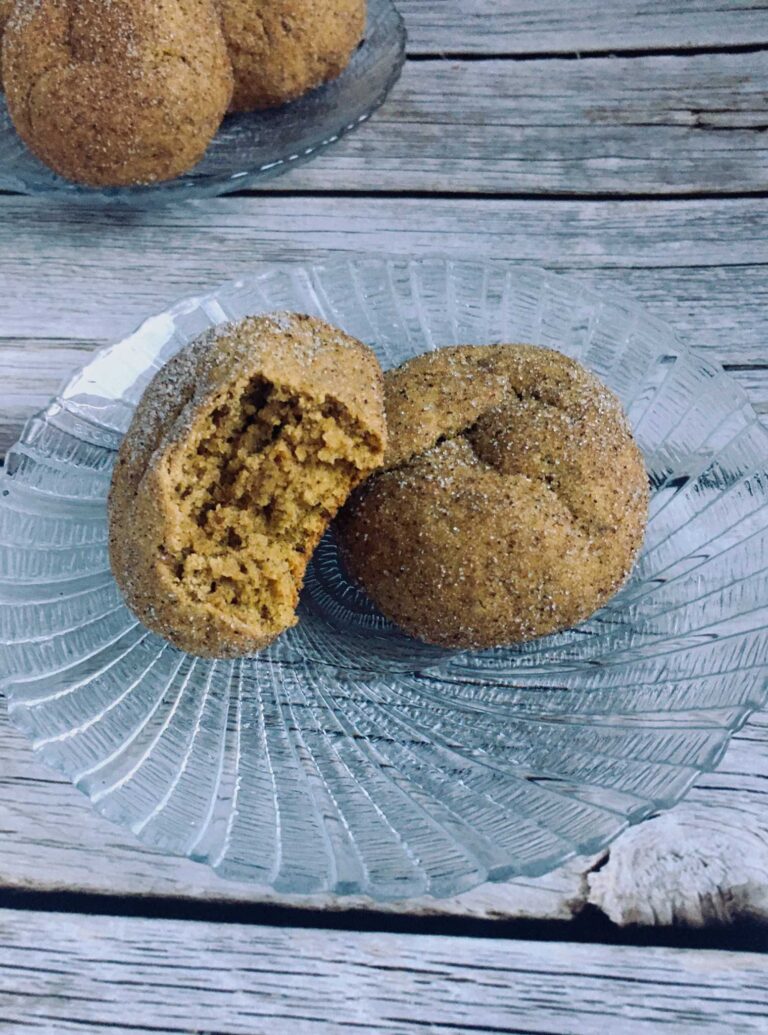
<box><xmin>216</xmin><ymin>0</ymin><xmax>366</xmax><ymax>112</ymax></box>
<box><xmin>2</xmin><ymin>0</ymin><xmax>233</xmax><ymax>186</ymax></box>
<box><xmin>337</xmin><ymin>344</ymin><xmax>649</xmax><ymax>649</ymax></box>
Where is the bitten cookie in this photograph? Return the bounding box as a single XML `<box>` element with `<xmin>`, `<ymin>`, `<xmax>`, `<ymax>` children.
<box><xmin>217</xmin><ymin>0</ymin><xmax>366</xmax><ymax>111</ymax></box>
<box><xmin>2</xmin><ymin>0</ymin><xmax>233</xmax><ymax>186</ymax></box>
<box><xmin>109</xmin><ymin>313</ymin><xmax>386</xmax><ymax>658</ymax></box>
<box><xmin>337</xmin><ymin>344</ymin><xmax>649</xmax><ymax>649</ymax></box>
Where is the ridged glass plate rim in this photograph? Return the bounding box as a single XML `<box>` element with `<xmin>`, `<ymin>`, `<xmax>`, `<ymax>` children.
<box><xmin>36</xmin><ymin>256</ymin><xmax>768</xmax><ymax>494</ymax></box>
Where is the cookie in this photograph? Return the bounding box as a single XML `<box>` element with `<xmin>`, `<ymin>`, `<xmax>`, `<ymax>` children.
<box><xmin>337</xmin><ymin>344</ymin><xmax>649</xmax><ymax>649</ymax></box>
<box><xmin>109</xmin><ymin>313</ymin><xmax>386</xmax><ymax>658</ymax></box>
<box><xmin>3</xmin><ymin>0</ymin><xmax>233</xmax><ymax>186</ymax></box>
<box><xmin>217</xmin><ymin>0</ymin><xmax>366</xmax><ymax>111</ymax></box>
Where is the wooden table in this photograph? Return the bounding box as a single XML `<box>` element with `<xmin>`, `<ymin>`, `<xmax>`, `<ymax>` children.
<box><xmin>1</xmin><ymin>3</ymin><xmax>767</xmax><ymax>1031</ymax></box>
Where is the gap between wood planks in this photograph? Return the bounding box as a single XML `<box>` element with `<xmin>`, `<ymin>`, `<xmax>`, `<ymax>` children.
<box><xmin>235</xmin><ymin>189</ymin><xmax>768</xmax><ymax>202</ymax></box>
<box><xmin>8</xmin><ymin>191</ymin><xmax>768</xmax><ymax>203</ymax></box>
<box><xmin>0</xmin><ymin>888</ymin><xmax>764</xmax><ymax>953</ymax></box>
<box><xmin>5</xmin><ymin>190</ymin><xmax>768</xmax><ymax>205</ymax></box>
<box><xmin>406</xmin><ymin>42</ymin><xmax>768</xmax><ymax>62</ymax></box>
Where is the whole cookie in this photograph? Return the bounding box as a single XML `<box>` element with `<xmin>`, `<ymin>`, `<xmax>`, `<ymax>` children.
<box><xmin>109</xmin><ymin>313</ymin><xmax>386</xmax><ymax>658</ymax></box>
<box><xmin>217</xmin><ymin>0</ymin><xmax>366</xmax><ymax>111</ymax></box>
<box><xmin>3</xmin><ymin>0</ymin><xmax>233</xmax><ymax>186</ymax></box>
<box><xmin>337</xmin><ymin>345</ymin><xmax>649</xmax><ymax>649</ymax></box>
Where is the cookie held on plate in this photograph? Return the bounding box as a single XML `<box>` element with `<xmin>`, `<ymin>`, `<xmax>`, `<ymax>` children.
<box><xmin>109</xmin><ymin>313</ymin><xmax>387</xmax><ymax>658</ymax></box>
<box><xmin>336</xmin><ymin>344</ymin><xmax>649</xmax><ymax>650</ymax></box>
<box><xmin>217</xmin><ymin>0</ymin><xmax>366</xmax><ymax>111</ymax></box>
<box><xmin>2</xmin><ymin>0</ymin><xmax>233</xmax><ymax>186</ymax></box>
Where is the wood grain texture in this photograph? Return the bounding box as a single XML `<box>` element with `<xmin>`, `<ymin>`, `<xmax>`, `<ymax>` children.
<box><xmin>1</xmin><ymin>908</ymin><xmax>767</xmax><ymax>1035</ymax></box>
<box><xmin>253</xmin><ymin>53</ymin><xmax>768</xmax><ymax>194</ymax></box>
<box><xmin>1</xmin><ymin>194</ymin><xmax>766</xmax><ymax>454</ymax></box>
<box><xmin>2</xmin><ymin>39</ymin><xmax>767</xmax><ymax>197</ymax></box>
<box><xmin>732</xmin><ymin>367</ymin><xmax>768</xmax><ymax>415</ymax></box>
<box><xmin>589</xmin><ymin>712</ymin><xmax>768</xmax><ymax>928</ymax></box>
<box><xmin>2</xmin><ymin>699</ymin><xmax>767</xmax><ymax>928</ymax></box>
<box><xmin>401</xmin><ymin>1</ymin><xmax>768</xmax><ymax>55</ymax></box>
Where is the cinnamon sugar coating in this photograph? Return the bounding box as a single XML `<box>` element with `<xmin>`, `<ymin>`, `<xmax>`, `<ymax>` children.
<box><xmin>0</xmin><ymin>0</ymin><xmax>13</xmax><ymax>84</ymax></box>
<box><xmin>337</xmin><ymin>344</ymin><xmax>649</xmax><ymax>649</ymax></box>
<box><xmin>2</xmin><ymin>0</ymin><xmax>233</xmax><ymax>186</ymax></box>
<box><xmin>216</xmin><ymin>0</ymin><xmax>366</xmax><ymax>111</ymax></box>
<box><xmin>109</xmin><ymin>313</ymin><xmax>386</xmax><ymax>658</ymax></box>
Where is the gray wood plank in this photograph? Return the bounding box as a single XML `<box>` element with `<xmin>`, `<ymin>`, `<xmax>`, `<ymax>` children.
<box><xmin>2</xmin><ymin>52</ymin><xmax>766</xmax><ymax>194</ymax></box>
<box><xmin>730</xmin><ymin>368</ymin><xmax>768</xmax><ymax>418</ymax></box>
<box><xmin>401</xmin><ymin>1</ymin><xmax>768</xmax><ymax>55</ymax></box>
<box><xmin>0</xmin><ymin>909</ymin><xmax>767</xmax><ymax>1035</ymax></box>
<box><xmin>4</xmin><ymin>198</ymin><xmax>766</xmax><ymax>338</ymax></box>
<box><xmin>256</xmin><ymin>53</ymin><xmax>768</xmax><ymax>194</ymax></box>
<box><xmin>0</xmin><ymin>194</ymin><xmax>766</xmax><ymax>454</ymax></box>
<box><xmin>588</xmin><ymin>712</ymin><xmax>768</xmax><ymax>927</ymax></box>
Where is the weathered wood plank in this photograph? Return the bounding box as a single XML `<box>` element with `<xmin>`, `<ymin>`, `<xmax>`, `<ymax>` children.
<box><xmin>4</xmin><ymin>52</ymin><xmax>767</xmax><ymax>195</ymax></box>
<box><xmin>0</xmin><ymin>194</ymin><xmax>766</xmax><ymax>454</ymax></box>
<box><xmin>1</xmin><ymin>909</ymin><xmax>767</xmax><ymax>1035</ymax></box>
<box><xmin>589</xmin><ymin>712</ymin><xmax>768</xmax><ymax>928</ymax></box>
<box><xmin>400</xmin><ymin>1</ymin><xmax>768</xmax><ymax>55</ymax></box>
<box><xmin>2</xmin><ymin>700</ymin><xmax>767</xmax><ymax>928</ymax></box>
<box><xmin>5</xmin><ymin>52</ymin><xmax>759</xmax><ymax>195</ymax></box>
<box><xmin>5</xmin><ymin>198</ymin><xmax>767</xmax><ymax>332</ymax></box>
<box><xmin>0</xmin><ymin>341</ymin><xmax>96</xmax><ymax>458</ymax></box>
<box><xmin>729</xmin><ymin>368</ymin><xmax>768</xmax><ymax>417</ymax></box>
<box><xmin>1</xmin><ymin>198</ymin><xmax>767</xmax><ymax>347</ymax></box>
<box><xmin>255</xmin><ymin>53</ymin><xmax>768</xmax><ymax>194</ymax></box>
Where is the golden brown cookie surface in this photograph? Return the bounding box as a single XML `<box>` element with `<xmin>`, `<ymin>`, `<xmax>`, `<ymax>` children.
<box><xmin>0</xmin><ymin>0</ymin><xmax>14</xmax><ymax>85</ymax></box>
<box><xmin>337</xmin><ymin>344</ymin><xmax>649</xmax><ymax>649</ymax></box>
<box><xmin>3</xmin><ymin>0</ymin><xmax>233</xmax><ymax>186</ymax></box>
<box><xmin>217</xmin><ymin>0</ymin><xmax>366</xmax><ymax>111</ymax></box>
<box><xmin>109</xmin><ymin>313</ymin><xmax>386</xmax><ymax>658</ymax></box>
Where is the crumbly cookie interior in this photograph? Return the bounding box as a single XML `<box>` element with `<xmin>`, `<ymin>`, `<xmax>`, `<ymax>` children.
<box><xmin>161</xmin><ymin>374</ymin><xmax>379</xmax><ymax>635</ymax></box>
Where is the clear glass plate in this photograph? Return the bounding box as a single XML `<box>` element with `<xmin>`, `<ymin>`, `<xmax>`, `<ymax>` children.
<box><xmin>0</xmin><ymin>0</ymin><xmax>405</xmax><ymax>206</ymax></box>
<box><xmin>2</xmin><ymin>257</ymin><xmax>767</xmax><ymax>900</ymax></box>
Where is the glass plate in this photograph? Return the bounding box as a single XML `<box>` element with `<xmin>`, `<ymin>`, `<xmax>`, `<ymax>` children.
<box><xmin>2</xmin><ymin>258</ymin><xmax>767</xmax><ymax>900</ymax></box>
<box><xmin>0</xmin><ymin>0</ymin><xmax>405</xmax><ymax>206</ymax></box>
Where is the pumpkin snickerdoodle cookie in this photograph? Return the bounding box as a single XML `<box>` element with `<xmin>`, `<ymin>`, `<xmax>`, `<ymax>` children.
<box><xmin>109</xmin><ymin>313</ymin><xmax>386</xmax><ymax>658</ymax></box>
<box><xmin>2</xmin><ymin>0</ymin><xmax>233</xmax><ymax>186</ymax></box>
<box><xmin>216</xmin><ymin>0</ymin><xmax>366</xmax><ymax>111</ymax></box>
<box><xmin>336</xmin><ymin>344</ymin><xmax>649</xmax><ymax>650</ymax></box>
